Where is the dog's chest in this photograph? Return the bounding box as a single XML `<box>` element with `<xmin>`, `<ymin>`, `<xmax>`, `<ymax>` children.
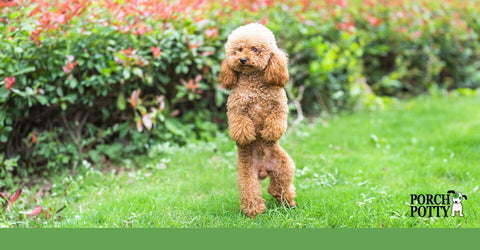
<box><xmin>236</xmin><ymin>86</ymin><xmax>275</xmax><ymax>111</ymax></box>
<box><xmin>247</xmin><ymin>100</ymin><xmax>271</xmax><ymax>125</ymax></box>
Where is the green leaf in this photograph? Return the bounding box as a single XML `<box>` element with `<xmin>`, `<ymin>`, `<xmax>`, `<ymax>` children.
<box><xmin>117</xmin><ymin>122</ymin><xmax>130</xmax><ymax>138</ymax></box>
<box><xmin>88</xmin><ymin>150</ymin><xmax>101</xmax><ymax>163</ymax></box>
<box><xmin>67</xmin><ymin>77</ymin><xmax>78</xmax><ymax>88</ymax></box>
<box><xmin>36</xmin><ymin>95</ymin><xmax>48</xmax><ymax>105</ymax></box>
<box><xmin>62</xmin><ymin>94</ymin><xmax>77</xmax><ymax>103</ymax></box>
<box><xmin>10</xmin><ymin>10</ymin><xmax>21</xmax><ymax>19</ymax></box>
<box><xmin>137</xmin><ymin>106</ymin><xmax>147</xmax><ymax>115</ymax></box>
<box><xmin>215</xmin><ymin>88</ymin><xmax>225</xmax><ymax>107</ymax></box>
<box><xmin>117</xmin><ymin>93</ymin><xmax>126</xmax><ymax>110</ymax></box>
<box><xmin>132</xmin><ymin>67</ymin><xmax>143</xmax><ymax>78</ymax></box>
<box><xmin>14</xmin><ymin>66</ymin><xmax>36</xmax><ymax>76</ymax></box>
<box><xmin>101</xmin><ymin>68</ymin><xmax>112</xmax><ymax>77</ymax></box>
<box><xmin>0</xmin><ymin>87</ymin><xmax>9</xmax><ymax>102</ymax></box>
<box><xmin>57</xmin><ymin>87</ymin><xmax>64</xmax><ymax>97</ymax></box>
<box><xmin>123</xmin><ymin>69</ymin><xmax>131</xmax><ymax>79</ymax></box>
<box><xmin>309</xmin><ymin>61</ymin><xmax>321</xmax><ymax>74</ymax></box>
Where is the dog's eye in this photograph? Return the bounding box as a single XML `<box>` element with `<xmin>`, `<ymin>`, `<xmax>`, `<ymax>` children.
<box><xmin>238</xmin><ymin>48</ymin><xmax>243</xmax><ymax>52</ymax></box>
<box><xmin>252</xmin><ymin>48</ymin><xmax>258</xmax><ymax>52</ymax></box>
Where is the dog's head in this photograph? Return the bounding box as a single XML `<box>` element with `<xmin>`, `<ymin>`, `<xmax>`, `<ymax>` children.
<box><xmin>448</xmin><ymin>190</ymin><xmax>467</xmax><ymax>204</ymax></box>
<box><xmin>219</xmin><ymin>23</ymin><xmax>288</xmax><ymax>89</ymax></box>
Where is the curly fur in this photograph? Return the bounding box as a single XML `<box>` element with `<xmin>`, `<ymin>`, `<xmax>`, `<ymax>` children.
<box><xmin>219</xmin><ymin>23</ymin><xmax>296</xmax><ymax>218</ymax></box>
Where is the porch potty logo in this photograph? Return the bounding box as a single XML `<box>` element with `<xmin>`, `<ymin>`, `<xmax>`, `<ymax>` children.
<box><xmin>410</xmin><ymin>190</ymin><xmax>468</xmax><ymax>217</ymax></box>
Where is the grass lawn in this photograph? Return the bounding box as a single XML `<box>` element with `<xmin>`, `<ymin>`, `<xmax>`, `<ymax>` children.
<box><xmin>6</xmin><ymin>95</ymin><xmax>480</xmax><ymax>228</ymax></box>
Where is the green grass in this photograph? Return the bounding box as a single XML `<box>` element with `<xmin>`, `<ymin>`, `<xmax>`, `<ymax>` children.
<box><xmin>8</xmin><ymin>96</ymin><xmax>480</xmax><ymax>228</ymax></box>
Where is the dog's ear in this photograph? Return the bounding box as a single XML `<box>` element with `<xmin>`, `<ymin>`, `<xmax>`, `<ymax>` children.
<box><xmin>264</xmin><ymin>49</ymin><xmax>289</xmax><ymax>88</ymax></box>
<box><xmin>219</xmin><ymin>58</ymin><xmax>237</xmax><ymax>90</ymax></box>
<box><xmin>463</xmin><ymin>194</ymin><xmax>468</xmax><ymax>200</ymax></box>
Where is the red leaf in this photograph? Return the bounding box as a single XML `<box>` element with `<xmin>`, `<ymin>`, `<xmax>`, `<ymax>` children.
<box><xmin>261</xmin><ymin>18</ymin><xmax>269</xmax><ymax>26</ymax></box>
<box><xmin>4</xmin><ymin>76</ymin><xmax>15</xmax><ymax>91</ymax></box>
<box><xmin>121</xmin><ymin>46</ymin><xmax>133</xmax><ymax>56</ymax></box>
<box><xmin>180</xmin><ymin>79</ymin><xmax>187</xmax><ymax>87</ymax></box>
<box><xmin>28</xmin><ymin>206</ymin><xmax>43</xmax><ymax>217</ymax></box>
<box><xmin>29</xmin><ymin>5</ymin><xmax>41</xmax><ymax>17</ymax></box>
<box><xmin>142</xmin><ymin>114</ymin><xmax>152</xmax><ymax>130</ymax></box>
<box><xmin>170</xmin><ymin>109</ymin><xmax>180</xmax><ymax>117</ymax></box>
<box><xmin>136</xmin><ymin>118</ymin><xmax>143</xmax><ymax>132</ymax></box>
<box><xmin>63</xmin><ymin>57</ymin><xmax>78</xmax><ymax>74</ymax></box>
<box><xmin>366</xmin><ymin>15</ymin><xmax>382</xmax><ymax>27</ymax></box>
<box><xmin>130</xmin><ymin>89</ymin><xmax>141</xmax><ymax>107</ymax></box>
<box><xmin>365</xmin><ymin>0</ymin><xmax>375</xmax><ymax>7</ymax></box>
<box><xmin>336</xmin><ymin>0</ymin><xmax>347</xmax><ymax>8</ymax></box>
<box><xmin>9</xmin><ymin>188</ymin><xmax>22</xmax><ymax>204</ymax></box>
<box><xmin>189</xmin><ymin>41</ymin><xmax>201</xmax><ymax>50</ymax></box>
<box><xmin>413</xmin><ymin>31</ymin><xmax>422</xmax><ymax>39</ymax></box>
<box><xmin>30</xmin><ymin>28</ymin><xmax>43</xmax><ymax>45</ymax></box>
<box><xmin>201</xmin><ymin>51</ymin><xmax>214</xmax><ymax>57</ymax></box>
<box><xmin>205</xmin><ymin>27</ymin><xmax>218</xmax><ymax>38</ymax></box>
<box><xmin>150</xmin><ymin>46</ymin><xmax>161</xmax><ymax>58</ymax></box>
<box><xmin>0</xmin><ymin>0</ymin><xmax>17</xmax><ymax>7</ymax></box>
<box><xmin>194</xmin><ymin>74</ymin><xmax>202</xmax><ymax>83</ymax></box>
<box><xmin>301</xmin><ymin>0</ymin><xmax>310</xmax><ymax>12</ymax></box>
<box><xmin>156</xmin><ymin>95</ymin><xmax>165</xmax><ymax>111</ymax></box>
<box><xmin>32</xmin><ymin>135</ymin><xmax>37</xmax><ymax>144</ymax></box>
<box><xmin>337</xmin><ymin>21</ymin><xmax>356</xmax><ymax>34</ymax></box>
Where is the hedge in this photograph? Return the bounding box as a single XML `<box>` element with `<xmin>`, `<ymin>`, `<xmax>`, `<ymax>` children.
<box><xmin>1</xmin><ymin>0</ymin><xmax>480</xmax><ymax>188</ymax></box>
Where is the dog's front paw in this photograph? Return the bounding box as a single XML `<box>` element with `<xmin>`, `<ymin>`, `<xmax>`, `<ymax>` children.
<box><xmin>260</xmin><ymin>129</ymin><xmax>282</xmax><ymax>141</ymax></box>
<box><xmin>261</xmin><ymin>115</ymin><xmax>286</xmax><ymax>141</ymax></box>
<box><xmin>234</xmin><ymin>131</ymin><xmax>256</xmax><ymax>145</ymax></box>
<box><xmin>229</xmin><ymin>118</ymin><xmax>256</xmax><ymax>145</ymax></box>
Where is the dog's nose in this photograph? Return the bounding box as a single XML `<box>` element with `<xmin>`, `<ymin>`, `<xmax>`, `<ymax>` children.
<box><xmin>240</xmin><ymin>58</ymin><xmax>247</xmax><ymax>64</ymax></box>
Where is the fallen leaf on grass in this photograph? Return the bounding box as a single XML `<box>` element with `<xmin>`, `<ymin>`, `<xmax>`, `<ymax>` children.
<box><xmin>156</xmin><ymin>163</ymin><xmax>166</xmax><ymax>169</ymax></box>
<box><xmin>9</xmin><ymin>189</ymin><xmax>22</xmax><ymax>204</ymax></box>
<box><xmin>28</xmin><ymin>206</ymin><xmax>43</xmax><ymax>217</ymax></box>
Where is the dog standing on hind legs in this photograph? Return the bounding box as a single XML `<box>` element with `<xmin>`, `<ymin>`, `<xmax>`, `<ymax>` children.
<box><xmin>219</xmin><ymin>23</ymin><xmax>296</xmax><ymax>218</ymax></box>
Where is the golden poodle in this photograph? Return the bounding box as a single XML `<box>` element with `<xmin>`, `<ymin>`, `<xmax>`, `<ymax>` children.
<box><xmin>219</xmin><ymin>23</ymin><xmax>296</xmax><ymax>218</ymax></box>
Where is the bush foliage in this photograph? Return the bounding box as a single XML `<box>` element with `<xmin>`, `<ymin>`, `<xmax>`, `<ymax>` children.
<box><xmin>1</xmin><ymin>0</ymin><xmax>480</xmax><ymax>187</ymax></box>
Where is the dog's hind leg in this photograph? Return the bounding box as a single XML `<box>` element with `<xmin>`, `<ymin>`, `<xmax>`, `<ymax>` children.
<box><xmin>237</xmin><ymin>144</ymin><xmax>266</xmax><ymax>218</ymax></box>
<box><xmin>265</xmin><ymin>142</ymin><xmax>296</xmax><ymax>208</ymax></box>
